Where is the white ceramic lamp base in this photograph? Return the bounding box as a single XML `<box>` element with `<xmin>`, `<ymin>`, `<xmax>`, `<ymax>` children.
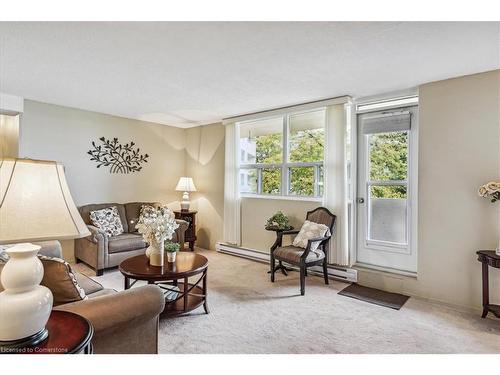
<box><xmin>180</xmin><ymin>191</ymin><xmax>190</xmax><ymax>211</ymax></box>
<box><xmin>0</xmin><ymin>243</ymin><xmax>53</xmax><ymax>345</ymax></box>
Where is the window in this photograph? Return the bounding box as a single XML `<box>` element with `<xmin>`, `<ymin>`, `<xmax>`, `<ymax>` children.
<box><xmin>238</xmin><ymin>108</ymin><xmax>325</xmax><ymax>198</ymax></box>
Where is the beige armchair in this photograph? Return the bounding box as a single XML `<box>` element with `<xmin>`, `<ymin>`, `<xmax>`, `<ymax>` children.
<box><xmin>75</xmin><ymin>202</ymin><xmax>188</xmax><ymax>275</ymax></box>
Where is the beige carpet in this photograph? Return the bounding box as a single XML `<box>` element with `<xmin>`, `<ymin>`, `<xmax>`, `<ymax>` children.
<box><xmin>74</xmin><ymin>249</ymin><xmax>500</xmax><ymax>354</ymax></box>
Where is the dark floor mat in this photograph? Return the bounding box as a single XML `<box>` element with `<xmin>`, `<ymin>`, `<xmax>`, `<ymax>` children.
<box><xmin>338</xmin><ymin>283</ymin><xmax>410</xmax><ymax>310</ymax></box>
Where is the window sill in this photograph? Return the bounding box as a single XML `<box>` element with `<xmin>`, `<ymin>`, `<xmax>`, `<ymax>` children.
<box><xmin>240</xmin><ymin>194</ymin><xmax>323</xmax><ymax>203</ymax></box>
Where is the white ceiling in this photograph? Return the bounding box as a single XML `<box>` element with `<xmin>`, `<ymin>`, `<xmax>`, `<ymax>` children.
<box><xmin>0</xmin><ymin>22</ymin><xmax>499</xmax><ymax>128</ymax></box>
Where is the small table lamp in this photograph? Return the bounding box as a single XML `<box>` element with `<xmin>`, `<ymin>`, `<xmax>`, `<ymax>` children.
<box><xmin>0</xmin><ymin>158</ymin><xmax>90</xmax><ymax>348</ymax></box>
<box><xmin>175</xmin><ymin>177</ymin><xmax>197</xmax><ymax>211</ymax></box>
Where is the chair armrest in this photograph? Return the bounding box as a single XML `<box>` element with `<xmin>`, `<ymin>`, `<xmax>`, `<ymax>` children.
<box><xmin>307</xmin><ymin>235</ymin><xmax>331</xmax><ymax>245</ymax></box>
<box><xmin>175</xmin><ymin>219</ymin><xmax>189</xmax><ymax>233</ymax></box>
<box><xmin>271</xmin><ymin>229</ymin><xmax>301</xmax><ymax>253</ymax></box>
<box><xmin>87</xmin><ymin>225</ymin><xmax>107</xmax><ymax>244</ymax></box>
<box><xmin>54</xmin><ymin>285</ymin><xmax>165</xmax><ymax>334</ymax></box>
<box><xmin>301</xmin><ymin>235</ymin><xmax>331</xmax><ymax>260</ymax></box>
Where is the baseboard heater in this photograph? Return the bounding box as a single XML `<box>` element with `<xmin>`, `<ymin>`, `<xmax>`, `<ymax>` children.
<box><xmin>216</xmin><ymin>242</ymin><xmax>357</xmax><ymax>283</ymax></box>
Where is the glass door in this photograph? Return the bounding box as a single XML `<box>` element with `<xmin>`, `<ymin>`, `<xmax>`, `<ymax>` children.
<box><xmin>356</xmin><ymin>107</ymin><xmax>417</xmax><ymax>273</ymax></box>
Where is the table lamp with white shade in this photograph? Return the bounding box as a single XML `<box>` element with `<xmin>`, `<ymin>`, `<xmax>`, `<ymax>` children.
<box><xmin>175</xmin><ymin>177</ymin><xmax>197</xmax><ymax>211</ymax></box>
<box><xmin>0</xmin><ymin>158</ymin><xmax>90</xmax><ymax>348</ymax></box>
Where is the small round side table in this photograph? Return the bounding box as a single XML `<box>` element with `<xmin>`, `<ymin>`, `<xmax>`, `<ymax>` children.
<box><xmin>0</xmin><ymin>310</ymin><xmax>93</xmax><ymax>354</ymax></box>
<box><xmin>266</xmin><ymin>226</ymin><xmax>294</xmax><ymax>276</ymax></box>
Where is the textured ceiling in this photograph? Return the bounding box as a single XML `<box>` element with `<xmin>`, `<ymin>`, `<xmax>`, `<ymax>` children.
<box><xmin>0</xmin><ymin>22</ymin><xmax>498</xmax><ymax>127</ymax></box>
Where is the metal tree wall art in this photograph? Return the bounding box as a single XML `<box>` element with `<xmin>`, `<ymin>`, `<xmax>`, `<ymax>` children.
<box><xmin>88</xmin><ymin>137</ymin><xmax>149</xmax><ymax>173</ymax></box>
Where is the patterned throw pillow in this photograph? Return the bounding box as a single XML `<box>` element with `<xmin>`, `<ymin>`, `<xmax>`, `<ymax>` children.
<box><xmin>89</xmin><ymin>206</ymin><xmax>124</xmax><ymax>237</ymax></box>
<box><xmin>292</xmin><ymin>220</ymin><xmax>330</xmax><ymax>251</ymax></box>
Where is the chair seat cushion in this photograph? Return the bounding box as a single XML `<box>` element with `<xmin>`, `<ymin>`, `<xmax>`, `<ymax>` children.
<box><xmin>108</xmin><ymin>233</ymin><xmax>147</xmax><ymax>254</ymax></box>
<box><xmin>274</xmin><ymin>246</ymin><xmax>325</xmax><ymax>264</ymax></box>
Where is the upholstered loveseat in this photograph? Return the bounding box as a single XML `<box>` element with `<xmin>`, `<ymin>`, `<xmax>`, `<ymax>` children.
<box><xmin>75</xmin><ymin>202</ymin><xmax>188</xmax><ymax>275</ymax></box>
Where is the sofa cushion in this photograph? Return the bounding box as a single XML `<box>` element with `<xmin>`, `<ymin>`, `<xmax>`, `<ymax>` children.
<box><xmin>124</xmin><ymin>202</ymin><xmax>161</xmax><ymax>233</ymax></box>
<box><xmin>75</xmin><ymin>272</ymin><xmax>104</xmax><ymax>295</ymax></box>
<box><xmin>79</xmin><ymin>203</ymin><xmax>129</xmax><ymax>232</ymax></box>
<box><xmin>108</xmin><ymin>233</ymin><xmax>147</xmax><ymax>254</ymax></box>
<box><xmin>90</xmin><ymin>206</ymin><xmax>125</xmax><ymax>237</ymax></box>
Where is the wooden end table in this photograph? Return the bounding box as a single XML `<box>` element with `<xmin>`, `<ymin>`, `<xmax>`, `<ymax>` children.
<box><xmin>119</xmin><ymin>252</ymin><xmax>209</xmax><ymax>317</ymax></box>
<box><xmin>0</xmin><ymin>310</ymin><xmax>93</xmax><ymax>354</ymax></box>
<box><xmin>476</xmin><ymin>250</ymin><xmax>500</xmax><ymax>319</ymax></box>
<box><xmin>267</xmin><ymin>226</ymin><xmax>295</xmax><ymax>276</ymax></box>
<box><xmin>174</xmin><ymin>210</ymin><xmax>197</xmax><ymax>251</ymax></box>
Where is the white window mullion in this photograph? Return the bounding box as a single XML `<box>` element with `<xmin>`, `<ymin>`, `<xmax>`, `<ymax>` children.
<box><xmin>282</xmin><ymin>115</ymin><xmax>289</xmax><ymax>196</ymax></box>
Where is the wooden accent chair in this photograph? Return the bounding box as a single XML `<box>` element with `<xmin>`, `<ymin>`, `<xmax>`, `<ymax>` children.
<box><xmin>270</xmin><ymin>207</ymin><xmax>336</xmax><ymax>295</ymax></box>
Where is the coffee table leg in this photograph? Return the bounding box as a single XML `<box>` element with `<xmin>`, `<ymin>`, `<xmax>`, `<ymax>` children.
<box><xmin>203</xmin><ymin>269</ymin><xmax>209</xmax><ymax>314</ymax></box>
<box><xmin>124</xmin><ymin>276</ymin><xmax>130</xmax><ymax>290</ymax></box>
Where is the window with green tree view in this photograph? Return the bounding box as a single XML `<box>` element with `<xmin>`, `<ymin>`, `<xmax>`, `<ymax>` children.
<box><xmin>239</xmin><ymin>109</ymin><xmax>325</xmax><ymax>198</ymax></box>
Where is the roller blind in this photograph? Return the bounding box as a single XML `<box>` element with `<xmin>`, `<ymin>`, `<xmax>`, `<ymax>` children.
<box><xmin>361</xmin><ymin>111</ymin><xmax>411</xmax><ymax>135</ymax></box>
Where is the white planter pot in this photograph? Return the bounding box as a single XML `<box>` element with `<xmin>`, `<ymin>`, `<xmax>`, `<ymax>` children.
<box><xmin>147</xmin><ymin>240</ymin><xmax>165</xmax><ymax>266</ymax></box>
<box><xmin>167</xmin><ymin>251</ymin><xmax>177</xmax><ymax>263</ymax></box>
<box><xmin>0</xmin><ymin>243</ymin><xmax>53</xmax><ymax>342</ymax></box>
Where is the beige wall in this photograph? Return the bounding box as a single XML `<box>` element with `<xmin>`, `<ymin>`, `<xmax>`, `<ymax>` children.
<box><xmin>358</xmin><ymin>70</ymin><xmax>500</xmax><ymax>311</ymax></box>
<box><xmin>185</xmin><ymin>123</ymin><xmax>225</xmax><ymax>251</ymax></box>
<box><xmin>241</xmin><ymin>198</ymin><xmax>319</xmax><ymax>251</ymax></box>
<box><xmin>19</xmin><ymin>100</ymin><xmax>187</xmax><ymax>260</ymax></box>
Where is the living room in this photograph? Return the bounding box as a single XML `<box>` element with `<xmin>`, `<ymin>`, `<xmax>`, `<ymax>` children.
<box><xmin>1</xmin><ymin>1</ymin><xmax>499</xmax><ymax>372</ymax></box>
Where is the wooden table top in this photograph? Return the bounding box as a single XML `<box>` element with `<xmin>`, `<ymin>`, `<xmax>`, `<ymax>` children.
<box><xmin>119</xmin><ymin>252</ymin><xmax>208</xmax><ymax>280</ymax></box>
<box><xmin>477</xmin><ymin>250</ymin><xmax>500</xmax><ymax>259</ymax></box>
<box><xmin>1</xmin><ymin>311</ymin><xmax>93</xmax><ymax>354</ymax></box>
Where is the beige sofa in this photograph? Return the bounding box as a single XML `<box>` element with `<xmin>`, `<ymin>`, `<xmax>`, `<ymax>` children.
<box><xmin>75</xmin><ymin>202</ymin><xmax>188</xmax><ymax>275</ymax></box>
<box><xmin>0</xmin><ymin>241</ymin><xmax>165</xmax><ymax>354</ymax></box>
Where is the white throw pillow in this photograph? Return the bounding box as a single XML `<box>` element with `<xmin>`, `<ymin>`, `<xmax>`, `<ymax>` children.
<box><xmin>292</xmin><ymin>220</ymin><xmax>329</xmax><ymax>251</ymax></box>
<box><xmin>89</xmin><ymin>206</ymin><xmax>124</xmax><ymax>237</ymax></box>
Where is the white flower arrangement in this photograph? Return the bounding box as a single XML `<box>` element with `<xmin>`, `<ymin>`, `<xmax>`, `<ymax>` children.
<box><xmin>135</xmin><ymin>205</ymin><xmax>179</xmax><ymax>245</ymax></box>
<box><xmin>478</xmin><ymin>181</ymin><xmax>500</xmax><ymax>203</ymax></box>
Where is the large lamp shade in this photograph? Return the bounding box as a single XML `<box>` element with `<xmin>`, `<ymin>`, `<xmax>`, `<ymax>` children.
<box><xmin>0</xmin><ymin>158</ymin><xmax>90</xmax><ymax>244</ymax></box>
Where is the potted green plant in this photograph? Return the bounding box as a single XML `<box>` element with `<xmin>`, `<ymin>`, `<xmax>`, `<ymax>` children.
<box><xmin>265</xmin><ymin>211</ymin><xmax>293</xmax><ymax>231</ymax></box>
<box><xmin>164</xmin><ymin>241</ymin><xmax>180</xmax><ymax>262</ymax></box>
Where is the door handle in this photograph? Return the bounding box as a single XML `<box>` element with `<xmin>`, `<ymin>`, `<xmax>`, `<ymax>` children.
<box><xmin>357</xmin><ymin>198</ymin><xmax>365</xmax><ymax>204</ymax></box>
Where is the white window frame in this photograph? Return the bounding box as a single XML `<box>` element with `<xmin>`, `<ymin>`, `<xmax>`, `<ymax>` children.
<box><xmin>238</xmin><ymin>108</ymin><xmax>326</xmax><ymax>200</ymax></box>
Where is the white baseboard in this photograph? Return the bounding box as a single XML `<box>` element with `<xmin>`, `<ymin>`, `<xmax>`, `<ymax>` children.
<box><xmin>216</xmin><ymin>242</ymin><xmax>357</xmax><ymax>282</ymax></box>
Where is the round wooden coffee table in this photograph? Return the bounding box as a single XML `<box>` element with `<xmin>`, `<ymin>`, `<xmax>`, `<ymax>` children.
<box><xmin>119</xmin><ymin>252</ymin><xmax>209</xmax><ymax>317</ymax></box>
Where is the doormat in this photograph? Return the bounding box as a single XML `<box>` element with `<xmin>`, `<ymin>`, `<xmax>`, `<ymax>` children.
<box><xmin>338</xmin><ymin>283</ymin><xmax>410</xmax><ymax>310</ymax></box>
